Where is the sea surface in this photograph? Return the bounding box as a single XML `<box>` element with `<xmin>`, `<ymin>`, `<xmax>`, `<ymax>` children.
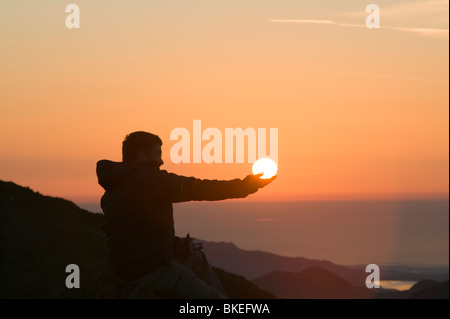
<box><xmin>79</xmin><ymin>200</ymin><xmax>449</xmax><ymax>267</ymax></box>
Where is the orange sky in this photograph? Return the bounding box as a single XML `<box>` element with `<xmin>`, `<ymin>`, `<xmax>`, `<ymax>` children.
<box><xmin>0</xmin><ymin>1</ymin><xmax>448</xmax><ymax>204</ymax></box>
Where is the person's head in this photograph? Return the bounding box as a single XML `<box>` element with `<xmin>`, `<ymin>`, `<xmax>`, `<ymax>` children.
<box><xmin>122</xmin><ymin>131</ymin><xmax>164</xmax><ymax>168</ymax></box>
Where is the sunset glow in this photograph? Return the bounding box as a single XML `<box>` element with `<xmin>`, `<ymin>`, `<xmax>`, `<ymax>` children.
<box><xmin>0</xmin><ymin>1</ymin><xmax>448</xmax><ymax>204</ymax></box>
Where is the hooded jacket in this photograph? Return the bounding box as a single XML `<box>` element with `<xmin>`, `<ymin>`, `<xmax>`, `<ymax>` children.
<box><xmin>96</xmin><ymin>160</ymin><xmax>258</xmax><ymax>281</ymax></box>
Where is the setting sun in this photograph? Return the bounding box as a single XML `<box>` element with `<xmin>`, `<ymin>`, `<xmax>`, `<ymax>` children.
<box><xmin>252</xmin><ymin>158</ymin><xmax>278</xmax><ymax>179</ymax></box>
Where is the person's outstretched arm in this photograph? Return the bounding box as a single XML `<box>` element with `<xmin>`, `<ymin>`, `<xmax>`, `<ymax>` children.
<box><xmin>175</xmin><ymin>173</ymin><xmax>276</xmax><ymax>202</ymax></box>
<box><xmin>150</xmin><ymin>170</ymin><xmax>276</xmax><ymax>203</ymax></box>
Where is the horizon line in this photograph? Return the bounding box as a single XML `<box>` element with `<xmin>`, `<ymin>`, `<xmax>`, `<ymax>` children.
<box><xmin>76</xmin><ymin>194</ymin><xmax>450</xmax><ymax>205</ymax></box>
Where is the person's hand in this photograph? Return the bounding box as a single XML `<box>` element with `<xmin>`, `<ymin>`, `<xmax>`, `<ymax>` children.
<box><xmin>243</xmin><ymin>173</ymin><xmax>277</xmax><ymax>191</ymax></box>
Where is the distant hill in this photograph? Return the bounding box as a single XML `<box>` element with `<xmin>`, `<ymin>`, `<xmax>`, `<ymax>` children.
<box><xmin>409</xmin><ymin>280</ymin><xmax>449</xmax><ymax>299</ymax></box>
<box><xmin>201</xmin><ymin>242</ymin><xmax>449</xmax><ymax>286</ymax></box>
<box><xmin>252</xmin><ymin>266</ymin><xmax>375</xmax><ymax>299</ymax></box>
<box><xmin>251</xmin><ymin>268</ymin><xmax>449</xmax><ymax>299</ymax></box>
<box><xmin>0</xmin><ymin>180</ymin><xmax>273</xmax><ymax>299</ymax></box>
<box><xmin>201</xmin><ymin>241</ymin><xmax>365</xmax><ymax>285</ymax></box>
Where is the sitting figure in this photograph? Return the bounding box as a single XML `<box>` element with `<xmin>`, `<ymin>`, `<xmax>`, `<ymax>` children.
<box><xmin>96</xmin><ymin>131</ymin><xmax>276</xmax><ymax>298</ymax></box>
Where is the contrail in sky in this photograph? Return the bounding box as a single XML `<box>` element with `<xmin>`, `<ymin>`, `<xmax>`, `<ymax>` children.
<box><xmin>315</xmin><ymin>71</ymin><xmax>449</xmax><ymax>83</ymax></box>
<box><xmin>269</xmin><ymin>19</ymin><xmax>449</xmax><ymax>38</ymax></box>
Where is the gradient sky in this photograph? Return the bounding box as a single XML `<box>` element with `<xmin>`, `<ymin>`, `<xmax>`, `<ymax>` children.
<box><xmin>1</xmin><ymin>0</ymin><xmax>448</xmax><ymax>204</ymax></box>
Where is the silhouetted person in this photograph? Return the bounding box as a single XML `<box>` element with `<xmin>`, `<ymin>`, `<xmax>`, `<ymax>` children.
<box><xmin>96</xmin><ymin>131</ymin><xmax>276</xmax><ymax>298</ymax></box>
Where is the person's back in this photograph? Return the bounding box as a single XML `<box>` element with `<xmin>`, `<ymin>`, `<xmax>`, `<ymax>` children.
<box><xmin>96</xmin><ymin>131</ymin><xmax>276</xmax><ymax>298</ymax></box>
<box><xmin>97</xmin><ymin>159</ymin><xmax>178</xmax><ymax>281</ymax></box>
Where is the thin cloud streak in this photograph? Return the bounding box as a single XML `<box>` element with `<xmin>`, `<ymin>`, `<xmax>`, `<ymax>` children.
<box><xmin>337</xmin><ymin>0</ymin><xmax>449</xmax><ymax>25</ymax></box>
<box><xmin>269</xmin><ymin>19</ymin><xmax>364</xmax><ymax>28</ymax></box>
<box><xmin>372</xmin><ymin>0</ymin><xmax>449</xmax><ymax>17</ymax></box>
<box><xmin>315</xmin><ymin>71</ymin><xmax>449</xmax><ymax>83</ymax></box>
<box><xmin>269</xmin><ymin>19</ymin><xmax>449</xmax><ymax>38</ymax></box>
<box><xmin>269</xmin><ymin>19</ymin><xmax>366</xmax><ymax>28</ymax></box>
<box><xmin>386</xmin><ymin>26</ymin><xmax>449</xmax><ymax>37</ymax></box>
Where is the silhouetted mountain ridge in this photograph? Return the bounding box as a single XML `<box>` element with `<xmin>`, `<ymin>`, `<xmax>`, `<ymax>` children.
<box><xmin>409</xmin><ymin>279</ymin><xmax>449</xmax><ymax>299</ymax></box>
<box><xmin>202</xmin><ymin>240</ymin><xmax>365</xmax><ymax>285</ymax></box>
<box><xmin>252</xmin><ymin>266</ymin><xmax>374</xmax><ymax>299</ymax></box>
